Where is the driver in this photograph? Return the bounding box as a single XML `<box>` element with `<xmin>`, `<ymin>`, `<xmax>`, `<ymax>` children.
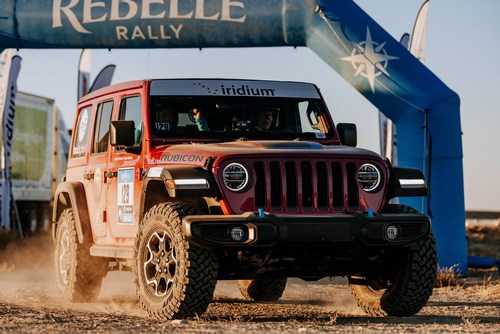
<box><xmin>254</xmin><ymin>110</ymin><xmax>273</xmax><ymax>131</ymax></box>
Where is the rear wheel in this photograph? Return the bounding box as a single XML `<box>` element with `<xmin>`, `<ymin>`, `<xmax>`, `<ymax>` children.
<box><xmin>134</xmin><ymin>202</ymin><xmax>218</xmax><ymax>319</ymax></box>
<box><xmin>349</xmin><ymin>204</ymin><xmax>437</xmax><ymax>316</ymax></box>
<box><xmin>54</xmin><ymin>208</ymin><xmax>108</xmax><ymax>302</ymax></box>
<box><xmin>238</xmin><ymin>278</ymin><xmax>287</xmax><ymax>301</ymax></box>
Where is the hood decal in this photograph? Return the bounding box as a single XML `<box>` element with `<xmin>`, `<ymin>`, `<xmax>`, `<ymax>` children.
<box><xmin>161</xmin><ymin>154</ymin><xmax>205</xmax><ymax>163</ymax></box>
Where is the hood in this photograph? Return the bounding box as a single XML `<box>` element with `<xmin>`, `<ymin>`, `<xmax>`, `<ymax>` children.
<box><xmin>151</xmin><ymin>140</ymin><xmax>382</xmax><ymax>165</ymax></box>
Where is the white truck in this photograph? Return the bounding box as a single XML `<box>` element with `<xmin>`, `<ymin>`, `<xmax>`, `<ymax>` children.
<box><xmin>7</xmin><ymin>91</ymin><xmax>69</xmax><ymax>234</ymax></box>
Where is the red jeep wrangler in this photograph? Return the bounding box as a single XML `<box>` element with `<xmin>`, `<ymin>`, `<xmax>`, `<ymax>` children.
<box><xmin>53</xmin><ymin>79</ymin><xmax>436</xmax><ymax>319</ymax></box>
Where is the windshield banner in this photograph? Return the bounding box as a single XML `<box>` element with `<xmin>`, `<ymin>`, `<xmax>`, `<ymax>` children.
<box><xmin>150</xmin><ymin>79</ymin><xmax>321</xmax><ymax>98</ymax></box>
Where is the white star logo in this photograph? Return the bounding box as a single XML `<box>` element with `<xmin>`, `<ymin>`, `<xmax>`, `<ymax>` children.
<box><xmin>342</xmin><ymin>27</ymin><xmax>399</xmax><ymax>92</ymax></box>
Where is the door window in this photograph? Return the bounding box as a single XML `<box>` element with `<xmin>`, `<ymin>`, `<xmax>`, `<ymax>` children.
<box><xmin>93</xmin><ymin>101</ymin><xmax>114</xmax><ymax>154</ymax></box>
<box><xmin>72</xmin><ymin>107</ymin><xmax>91</xmax><ymax>157</ymax></box>
<box><xmin>119</xmin><ymin>95</ymin><xmax>142</xmax><ymax>147</ymax></box>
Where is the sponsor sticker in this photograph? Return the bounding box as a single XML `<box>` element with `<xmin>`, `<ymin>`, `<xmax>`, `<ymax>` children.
<box><xmin>315</xmin><ymin>133</ymin><xmax>326</xmax><ymax>139</ymax></box>
<box><xmin>117</xmin><ymin>168</ymin><xmax>134</xmax><ymax>224</ymax></box>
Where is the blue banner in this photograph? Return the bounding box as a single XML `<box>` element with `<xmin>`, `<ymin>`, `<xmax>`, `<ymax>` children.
<box><xmin>0</xmin><ymin>0</ymin><xmax>316</xmax><ymax>48</ymax></box>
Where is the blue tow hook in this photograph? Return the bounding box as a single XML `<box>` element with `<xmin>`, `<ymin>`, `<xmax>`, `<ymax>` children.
<box><xmin>367</xmin><ymin>208</ymin><xmax>374</xmax><ymax>217</ymax></box>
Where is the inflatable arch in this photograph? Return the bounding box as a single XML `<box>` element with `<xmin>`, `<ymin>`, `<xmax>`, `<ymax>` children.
<box><xmin>0</xmin><ymin>0</ymin><xmax>466</xmax><ymax>271</ymax></box>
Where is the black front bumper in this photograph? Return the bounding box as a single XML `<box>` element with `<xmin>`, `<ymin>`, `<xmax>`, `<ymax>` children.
<box><xmin>183</xmin><ymin>211</ymin><xmax>430</xmax><ymax>249</ymax></box>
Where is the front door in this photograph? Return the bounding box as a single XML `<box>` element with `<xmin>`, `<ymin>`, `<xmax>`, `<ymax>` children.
<box><xmin>105</xmin><ymin>94</ymin><xmax>144</xmax><ymax>239</ymax></box>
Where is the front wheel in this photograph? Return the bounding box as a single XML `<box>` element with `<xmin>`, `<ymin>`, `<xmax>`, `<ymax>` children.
<box><xmin>134</xmin><ymin>202</ymin><xmax>218</xmax><ymax>320</ymax></box>
<box><xmin>349</xmin><ymin>204</ymin><xmax>437</xmax><ymax>316</ymax></box>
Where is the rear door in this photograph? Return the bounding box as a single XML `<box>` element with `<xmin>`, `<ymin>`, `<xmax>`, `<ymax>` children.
<box><xmin>83</xmin><ymin>99</ymin><xmax>114</xmax><ymax>239</ymax></box>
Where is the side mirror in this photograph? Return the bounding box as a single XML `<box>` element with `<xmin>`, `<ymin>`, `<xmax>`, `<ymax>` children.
<box><xmin>110</xmin><ymin>120</ymin><xmax>135</xmax><ymax>147</ymax></box>
<box><xmin>337</xmin><ymin>123</ymin><xmax>357</xmax><ymax>147</ymax></box>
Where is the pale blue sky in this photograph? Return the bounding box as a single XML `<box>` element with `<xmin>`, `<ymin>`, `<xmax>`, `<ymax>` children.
<box><xmin>14</xmin><ymin>0</ymin><xmax>500</xmax><ymax>211</ymax></box>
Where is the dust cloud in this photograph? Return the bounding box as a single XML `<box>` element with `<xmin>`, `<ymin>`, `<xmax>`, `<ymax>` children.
<box><xmin>0</xmin><ymin>231</ymin><xmax>362</xmax><ymax>318</ymax></box>
<box><xmin>0</xmin><ymin>232</ymin><xmax>145</xmax><ymax>317</ymax></box>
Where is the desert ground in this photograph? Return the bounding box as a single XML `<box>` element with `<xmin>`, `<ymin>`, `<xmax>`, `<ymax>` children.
<box><xmin>0</xmin><ymin>226</ymin><xmax>498</xmax><ymax>334</ymax></box>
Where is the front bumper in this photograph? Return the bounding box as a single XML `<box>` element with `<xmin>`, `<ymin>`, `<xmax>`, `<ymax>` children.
<box><xmin>183</xmin><ymin>211</ymin><xmax>430</xmax><ymax>249</ymax></box>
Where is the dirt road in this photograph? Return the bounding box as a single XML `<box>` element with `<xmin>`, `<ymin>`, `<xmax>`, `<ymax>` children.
<box><xmin>0</xmin><ymin>234</ymin><xmax>499</xmax><ymax>333</ymax></box>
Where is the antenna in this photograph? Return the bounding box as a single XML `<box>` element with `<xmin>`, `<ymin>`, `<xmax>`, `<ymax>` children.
<box><xmin>146</xmin><ymin>50</ymin><xmax>150</xmax><ymax>79</ymax></box>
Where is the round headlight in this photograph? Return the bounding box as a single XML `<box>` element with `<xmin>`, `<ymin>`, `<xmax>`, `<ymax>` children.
<box><xmin>357</xmin><ymin>163</ymin><xmax>381</xmax><ymax>192</ymax></box>
<box><xmin>223</xmin><ymin>163</ymin><xmax>249</xmax><ymax>192</ymax></box>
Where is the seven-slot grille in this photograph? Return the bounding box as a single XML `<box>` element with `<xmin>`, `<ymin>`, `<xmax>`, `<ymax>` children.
<box><xmin>253</xmin><ymin>159</ymin><xmax>360</xmax><ymax>213</ymax></box>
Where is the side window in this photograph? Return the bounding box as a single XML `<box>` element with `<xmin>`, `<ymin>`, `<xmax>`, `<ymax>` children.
<box><xmin>93</xmin><ymin>101</ymin><xmax>114</xmax><ymax>154</ymax></box>
<box><xmin>298</xmin><ymin>101</ymin><xmax>317</xmax><ymax>133</ymax></box>
<box><xmin>72</xmin><ymin>107</ymin><xmax>91</xmax><ymax>157</ymax></box>
<box><xmin>298</xmin><ymin>101</ymin><xmax>326</xmax><ymax>134</ymax></box>
<box><xmin>119</xmin><ymin>95</ymin><xmax>142</xmax><ymax>146</ymax></box>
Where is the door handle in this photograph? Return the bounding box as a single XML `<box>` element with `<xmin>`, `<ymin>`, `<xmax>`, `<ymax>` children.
<box><xmin>105</xmin><ymin>171</ymin><xmax>117</xmax><ymax>178</ymax></box>
<box><xmin>83</xmin><ymin>173</ymin><xmax>94</xmax><ymax>180</ymax></box>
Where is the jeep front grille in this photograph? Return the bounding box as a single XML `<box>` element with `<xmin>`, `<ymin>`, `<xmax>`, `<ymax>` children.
<box><xmin>253</xmin><ymin>160</ymin><xmax>359</xmax><ymax>213</ymax></box>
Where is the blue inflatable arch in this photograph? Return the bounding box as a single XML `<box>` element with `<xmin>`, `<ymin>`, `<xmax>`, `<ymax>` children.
<box><xmin>0</xmin><ymin>0</ymin><xmax>466</xmax><ymax>271</ymax></box>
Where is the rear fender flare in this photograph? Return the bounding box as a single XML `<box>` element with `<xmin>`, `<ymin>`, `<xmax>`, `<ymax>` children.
<box><xmin>52</xmin><ymin>182</ymin><xmax>90</xmax><ymax>244</ymax></box>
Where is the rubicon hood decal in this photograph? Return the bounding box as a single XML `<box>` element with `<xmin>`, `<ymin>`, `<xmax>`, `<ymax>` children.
<box><xmin>160</xmin><ymin>154</ymin><xmax>205</xmax><ymax>163</ymax></box>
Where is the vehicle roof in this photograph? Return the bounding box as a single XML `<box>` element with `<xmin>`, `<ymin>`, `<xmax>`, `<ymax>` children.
<box><xmin>78</xmin><ymin>78</ymin><xmax>319</xmax><ymax>104</ymax></box>
<box><xmin>78</xmin><ymin>79</ymin><xmax>145</xmax><ymax>104</ymax></box>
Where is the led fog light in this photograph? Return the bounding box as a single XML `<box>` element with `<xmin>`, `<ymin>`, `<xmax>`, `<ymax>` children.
<box><xmin>386</xmin><ymin>225</ymin><xmax>399</xmax><ymax>240</ymax></box>
<box><xmin>230</xmin><ymin>227</ymin><xmax>245</xmax><ymax>241</ymax></box>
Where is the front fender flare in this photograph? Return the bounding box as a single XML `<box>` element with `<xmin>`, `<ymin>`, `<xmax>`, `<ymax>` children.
<box><xmin>145</xmin><ymin>166</ymin><xmax>219</xmax><ymax>198</ymax></box>
<box><xmin>387</xmin><ymin>167</ymin><xmax>428</xmax><ymax>199</ymax></box>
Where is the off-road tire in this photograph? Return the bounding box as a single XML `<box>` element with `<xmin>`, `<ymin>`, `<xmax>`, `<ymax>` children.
<box><xmin>134</xmin><ymin>202</ymin><xmax>218</xmax><ymax>320</ymax></box>
<box><xmin>349</xmin><ymin>204</ymin><xmax>437</xmax><ymax>316</ymax></box>
<box><xmin>238</xmin><ymin>278</ymin><xmax>288</xmax><ymax>301</ymax></box>
<box><xmin>54</xmin><ymin>208</ymin><xmax>108</xmax><ymax>302</ymax></box>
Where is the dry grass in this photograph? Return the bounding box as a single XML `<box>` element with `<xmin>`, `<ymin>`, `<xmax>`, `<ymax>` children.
<box><xmin>435</xmin><ymin>265</ymin><xmax>462</xmax><ymax>288</ymax></box>
<box><xmin>461</xmin><ymin>314</ymin><xmax>481</xmax><ymax>326</ymax></box>
<box><xmin>433</xmin><ymin>226</ymin><xmax>500</xmax><ymax>288</ymax></box>
<box><xmin>435</xmin><ymin>266</ymin><xmax>500</xmax><ymax>290</ymax></box>
<box><xmin>463</xmin><ymin>273</ymin><xmax>500</xmax><ymax>300</ymax></box>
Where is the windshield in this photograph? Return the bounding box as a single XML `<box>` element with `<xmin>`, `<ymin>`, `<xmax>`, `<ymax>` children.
<box><xmin>149</xmin><ymin>96</ymin><xmax>333</xmax><ymax>141</ymax></box>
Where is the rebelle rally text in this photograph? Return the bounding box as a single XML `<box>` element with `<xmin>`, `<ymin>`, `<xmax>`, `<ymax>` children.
<box><xmin>52</xmin><ymin>0</ymin><xmax>247</xmax><ymax>40</ymax></box>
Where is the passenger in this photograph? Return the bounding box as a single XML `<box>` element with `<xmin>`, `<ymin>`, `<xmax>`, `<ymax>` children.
<box><xmin>191</xmin><ymin>108</ymin><xmax>210</xmax><ymax>131</ymax></box>
<box><xmin>134</xmin><ymin>121</ymin><xmax>143</xmax><ymax>146</ymax></box>
<box><xmin>254</xmin><ymin>110</ymin><xmax>273</xmax><ymax>131</ymax></box>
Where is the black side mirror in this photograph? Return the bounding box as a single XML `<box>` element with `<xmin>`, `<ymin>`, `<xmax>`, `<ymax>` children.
<box><xmin>336</xmin><ymin>123</ymin><xmax>357</xmax><ymax>147</ymax></box>
<box><xmin>110</xmin><ymin>120</ymin><xmax>135</xmax><ymax>147</ymax></box>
